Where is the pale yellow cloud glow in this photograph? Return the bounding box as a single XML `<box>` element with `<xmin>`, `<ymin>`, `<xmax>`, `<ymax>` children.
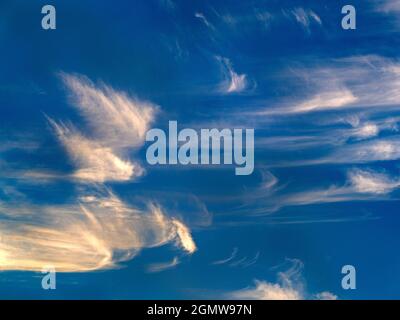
<box><xmin>49</xmin><ymin>119</ymin><xmax>140</xmax><ymax>182</ymax></box>
<box><xmin>0</xmin><ymin>189</ymin><xmax>196</xmax><ymax>272</ymax></box>
<box><xmin>47</xmin><ymin>73</ymin><xmax>157</xmax><ymax>183</ymax></box>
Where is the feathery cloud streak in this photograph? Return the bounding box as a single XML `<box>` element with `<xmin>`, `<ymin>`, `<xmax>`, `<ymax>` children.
<box><xmin>48</xmin><ymin>74</ymin><xmax>157</xmax><ymax>183</ymax></box>
<box><xmin>61</xmin><ymin>73</ymin><xmax>156</xmax><ymax>148</ymax></box>
<box><xmin>228</xmin><ymin>259</ymin><xmax>337</xmax><ymax>300</ymax></box>
<box><xmin>255</xmin><ymin>56</ymin><xmax>400</xmax><ymax>116</ymax></box>
<box><xmin>0</xmin><ymin>188</ymin><xmax>195</xmax><ymax>272</ymax></box>
<box><xmin>49</xmin><ymin>120</ymin><xmax>140</xmax><ymax>182</ymax></box>
<box><xmin>216</xmin><ymin>57</ymin><xmax>248</xmax><ymax>94</ymax></box>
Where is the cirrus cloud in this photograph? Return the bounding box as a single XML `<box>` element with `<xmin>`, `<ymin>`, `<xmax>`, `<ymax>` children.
<box><xmin>0</xmin><ymin>188</ymin><xmax>196</xmax><ymax>272</ymax></box>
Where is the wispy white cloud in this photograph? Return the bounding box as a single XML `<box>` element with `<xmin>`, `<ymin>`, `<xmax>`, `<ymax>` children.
<box><xmin>351</xmin><ymin>123</ymin><xmax>380</xmax><ymax>139</ymax></box>
<box><xmin>229</xmin><ymin>252</ymin><xmax>260</xmax><ymax>268</ymax></box>
<box><xmin>227</xmin><ymin>259</ymin><xmax>336</xmax><ymax>300</ymax></box>
<box><xmin>255</xmin><ymin>55</ymin><xmax>400</xmax><ymax>116</ymax></box>
<box><xmin>147</xmin><ymin>257</ymin><xmax>180</xmax><ymax>273</ymax></box>
<box><xmin>0</xmin><ymin>137</ymin><xmax>39</xmax><ymax>153</ymax></box>
<box><xmin>373</xmin><ymin>0</ymin><xmax>400</xmax><ymax>13</ymax></box>
<box><xmin>275</xmin><ymin>168</ymin><xmax>400</xmax><ymax>210</ymax></box>
<box><xmin>0</xmin><ymin>72</ymin><xmax>200</xmax><ymax>273</ymax></box>
<box><xmin>349</xmin><ymin>169</ymin><xmax>400</xmax><ymax>194</ymax></box>
<box><xmin>49</xmin><ymin>119</ymin><xmax>141</xmax><ymax>182</ymax></box>
<box><xmin>172</xmin><ymin>218</ymin><xmax>197</xmax><ymax>254</ymax></box>
<box><xmin>230</xmin><ymin>279</ymin><xmax>302</xmax><ymax>300</ymax></box>
<box><xmin>292</xmin><ymin>87</ymin><xmax>358</xmax><ymax>113</ymax></box>
<box><xmin>255</xmin><ymin>79</ymin><xmax>357</xmax><ymax>116</ymax></box>
<box><xmin>232</xmin><ymin>168</ymin><xmax>400</xmax><ymax>216</ymax></box>
<box><xmin>326</xmin><ymin>138</ymin><xmax>400</xmax><ymax>164</ymax></box>
<box><xmin>261</xmin><ymin>133</ymin><xmax>400</xmax><ymax>169</ymax></box>
<box><xmin>195</xmin><ymin>12</ymin><xmax>214</xmax><ymax>30</ymax></box>
<box><xmin>313</xmin><ymin>291</ymin><xmax>338</xmax><ymax>300</ymax></box>
<box><xmin>257</xmin><ymin>135</ymin><xmax>337</xmax><ymax>151</ymax></box>
<box><xmin>212</xmin><ymin>248</ymin><xmax>238</xmax><ymax>265</ymax></box>
<box><xmin>212</xmin><ymin>248</ymin><xmax>260</xmax><ymax>268</ymax></box>
<box><xmin>214</xmin><ymin>6</ymin><xmax>320</xmax><ymax>34</ymax></box>
<box><xmin>61</xmin><ymin>73</ymin><xmax>157</xmax><ymax>149</ymax></box>
<box><xmin>284</xmin><ymin>8</ymin><xmax>322</xmax><ymax>34</ymax></box>
<box><xmin>216</xmin><ymin>57</ymin><xmax>248</xmax><ymax>94</ymax></box>
<box><xmin>216</xmin><ymin>8</ymin><xmax>273</xmax><ymax>30</ymax></box>
<box><xmin>319</xmin><ymin>115</ymin><xmax>397</xmax><ymax>142</ymax></box>
<box><xmin>45</xmin><ymin>73</ymin><xmax>157</xmax><ymax>183</ymax></box>
<box><xmin>0</xmin><ymin>188</ymin><xmax>196</xmax><ymax>272</ymax></box>
<box><xmin>259</xmin><ymin>171</ymin><xmax>279</xmax><ymax>191</ymax></box>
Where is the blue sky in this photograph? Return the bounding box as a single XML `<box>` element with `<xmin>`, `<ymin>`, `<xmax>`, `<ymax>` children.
<box><xmin>1</xmin><ymin>0</ymin><xmax>400</xmax><ymax>299</ymax></box>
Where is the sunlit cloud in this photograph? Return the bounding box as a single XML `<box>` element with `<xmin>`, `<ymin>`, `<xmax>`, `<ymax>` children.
<box><xmin>351</xmin><ymin>123</ymin><xmax>380</xmax><ymax>139</ymax></box>
<box><xmin>254</xmin><ymin>55</ymin><xmax>400</xmax><ymax>116</ymax></box>
<box><xmin>231</xmin><ymin>167</ymin><xmax>400</xmax><ymax>216</ymax></box>
<box><xmin>216</xmin><ymin>56</ymin><xmax>248</xmax><ymax>94</ymax></box>
<box><xmin>293</xmin><ymin>87</ymin><xmax>358</xmax><ymax>113</ymax></box>
<box><xmin>43</xmin><ymin>73</ymin><xmax>158</xmax><ymax>183</ymax></box>
<box><xmin>328</xmin><ymin>138</ymin><xmax>400</xmax><ymax>164</ymax></box>
<box><xmin>261</xmin><ymin>135</ymin><xmax>400</xmax><ymax>169</ymax></box>
<box><xmin>0</xmin><ymin>188</ymin><xmax>196</xmax><ymax>272</ymax></box>
<box><xmin>230</xmin><ymin>280</ymin><xmax>302</xmax><ymax>300</ymax></box>
<box><xmin>61</xmin><ymin>73</ymin><xmax>157</xmax><ymax>149</ymax></box>
<box><xmin>49</xmin><ymin>119</ymin><xmax>141</xmax><ymax>182</ymax></box>
<box><xmin>0</xmin><ymin>71</ymin><xmax>199</xmax><ymax>273</ymax></box>
<box><xmin>275</xmin><ymin>168</ymin><xmax>400</xmax><ymax>209</ymax></box>
<box><xmin>227</xmin><ymin>259</ymin><xmax>336</xmax><ymax>300</ymax></box>
<box><xmin>172</xmin><ymin>219</ymin><xmax>197</xmax><ymax>254</ymax></box>
<box><xmin>349</xmin><ymin>169</ymin><xmax>400</xmax><ymax>194</ymax></box>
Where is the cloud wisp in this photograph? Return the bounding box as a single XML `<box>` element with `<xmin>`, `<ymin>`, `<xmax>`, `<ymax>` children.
<box><xmin>195</xmin><ymin>12</ymin><xmax>215</xmax><ymax>30</ymax></box>
<box><xmin>254</xmin><ymin>55</ymin><xmax>400</xmax><ymax>116</ymax></box>
<box><xmin>147</xmin><ymin>257</ymin><xmax>180</xmax><ymax>273</ymax></box>
<box><xmin>211</xmin><ymin>247</ymin><xmax>238</xmax><ymax>265</ymax></box>
<box><xmin>284</xmin><ymin>8</ymin><xmax>322</xmax><ymax>34</ymax></box>
<box><xmin>0</xmin><ymin>73</ymin><xmax>198</xmax><ymax>273</ymax></box>
<box><xmin>212</xmin><ymin>248</ymin><xmax>260</xmax><ymax>268</ymax></box>
<box><xmin>61</xmin><ymin>73</ymin><xmax>157</xmax><ymax>148</ymax></box>
<box><xmin>229</xmin><ymin>168</ymin><xmax>400</xmax><ymax>217</ymax></box>
<box><xmin>349</xmin><ymin>169</ymin><xmax>400</xmax><ymax>194</ymax></box>
<box><xmin>49</xmin><ymin>119</ymin><xmax>140</xmax><ymax>183</ymax></box>
<box><xmin>0</xmin><ymin>188</ymin><xmax>196</xmax><ymax>272</ymax></box>
<box><xmin>216</xmin><ymin>57</ymin><xmax>248</xmax><ymax>94</ymax></box>
<box><xmin>227</xmin><ymin>259</ymin><xmax>337</xmax><ymax>300</ymax></box>
<box><xmin>46</xmin><ymin>73</ymin><xmax>158</xmax><ymax>183</ymax></box>
<box><xmin>277</xmin><ymin>168</ymin><xmax>400</xmax><ymax>210</ymax></box>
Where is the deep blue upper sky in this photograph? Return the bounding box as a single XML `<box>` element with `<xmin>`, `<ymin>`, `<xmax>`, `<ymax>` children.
<box><xmin>0</xmin><ymin>0</ymin><xmax>400</xmax><ymax>299</ymax></box>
